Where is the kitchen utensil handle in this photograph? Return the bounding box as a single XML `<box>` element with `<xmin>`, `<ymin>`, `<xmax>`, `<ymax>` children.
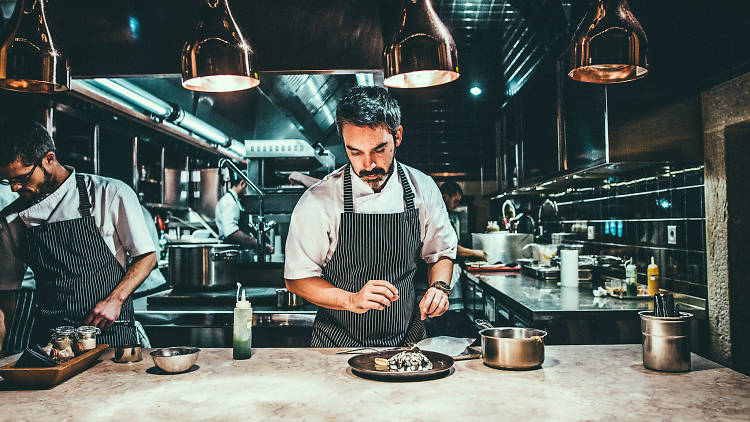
<box><xmin>475</xmin><ymin>319</ymin><xmax>494</xmax><ymax>330</ymax></box>
<box><xmin>212</xmin><ymin>249</ymin><xmax>239</xmax><ymax>261</ymax></box>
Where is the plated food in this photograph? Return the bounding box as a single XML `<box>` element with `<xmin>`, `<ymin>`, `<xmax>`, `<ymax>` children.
<box><xmin>373</xmin><ymin>347</ymin><xmax>433</xmax><ymax>372</ymax></box>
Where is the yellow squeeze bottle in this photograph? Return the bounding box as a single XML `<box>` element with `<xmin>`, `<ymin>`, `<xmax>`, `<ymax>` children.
<box><xmin>647</xmin><ymin>257</ymin><xmax>660</xmax><ymax>296</ymax></box>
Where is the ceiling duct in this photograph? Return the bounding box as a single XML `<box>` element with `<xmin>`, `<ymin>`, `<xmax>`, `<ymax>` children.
<box><xmin>73</xmin><ymin>78</ymin><xmax>245</xmax><ymax>159</ymax></box>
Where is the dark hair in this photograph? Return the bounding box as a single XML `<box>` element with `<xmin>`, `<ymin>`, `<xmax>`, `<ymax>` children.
<box><xmin>0</xmin><ymin>120</ymin><xmax>55</xmax><ymax>166</ymax></box>
<box><xmin>440</xmin><ymin>181</ymin><xmax>463</xmax><ymax>198</ymax></box>
<box><xmin>335</xmin><ymin>86</ymin><xmax>401</xmax><ymax>136</ymax></box>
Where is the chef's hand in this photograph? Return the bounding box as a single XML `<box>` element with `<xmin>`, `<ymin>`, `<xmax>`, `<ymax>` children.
<box><xmin>473</xmin><ymin>249</ymin><xmax>488</xmax><ymax>260</ymax></box>
<box><xmin>346</xmin><ymin>280</ymin><xmax>400</xmax><ymax>313</ymax></box>
<box><xmin>84</xmin><ymin>298</ymin><xmax>123</xmax><ymax>329</ymax></box>
<box><xmin>288</xmin><ymin>171</ymin><xmax>305</xmax><ymax>186</ymax></box>
<box><xmin>419</xmin><ymin>287</ymin><xmax>449</xmax><ymax>320</ymax></box>
<box><xmin>265</xmin><ymin>243</ymin><xmax>274</xmax><ymax>254</ymax></box>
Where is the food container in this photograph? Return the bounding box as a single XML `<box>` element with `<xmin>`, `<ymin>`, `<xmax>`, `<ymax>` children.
<box><xmin>639</xmin><ymin>311</ymin><xmax>693</xmax><ymax>372</ymax></box>
<box><xmin>74</xmin><ymin>326</ymin><xmax>101</xmax><ymax>354</ymax></box>
<box><xmin>150</xmin><ymin>347</ymin><xmax>200</xmax><ymax>373</ymax></box>
<box><xmin>50</xmin><ymin>326</ymin><xmax>76</xmax><ymax>350</ymax></box>
<box><xmin>475</xmin><ymin>320</ymin><xmax>547</xmax><ymax>369</ymax></box>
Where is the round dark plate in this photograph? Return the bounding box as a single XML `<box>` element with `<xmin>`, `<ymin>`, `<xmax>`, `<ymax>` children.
<box><xmin>347</xmin><ymin>350</ymin><xmax>454</xmax><ymax>381</ymax></box>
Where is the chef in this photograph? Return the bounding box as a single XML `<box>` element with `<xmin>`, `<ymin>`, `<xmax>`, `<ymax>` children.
<box><xmin>0</xmin><ymin>120</ymin><xmax>156</xmax><ymax>347</ymax></box>
<box><xmin>284</xmin><ymin>86</ymin><xmax>458</xmax><ymax>347</ymax></box>
<box><xmin>214</xmin><ymin>174</ymin><xmax>272</xmax><ymax>252</ymax></box>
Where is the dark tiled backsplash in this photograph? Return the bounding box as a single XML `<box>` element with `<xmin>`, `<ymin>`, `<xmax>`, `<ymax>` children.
<box><xmin>540</xmin><ymin>166</ymin><xmax>707</xmax><ymax>298</ymax></box>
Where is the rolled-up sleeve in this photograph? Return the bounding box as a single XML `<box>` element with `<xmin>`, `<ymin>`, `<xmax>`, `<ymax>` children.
<box><xmin>284</xmin><ymin>193</ymin><xmax>330</xmax><ymax>280</ymax></box>
<box><xmin>0</xmin><ymin>216</ymin><xmax>26</xmax><ymax>291</ymax></box>
<box><xmin>110</xmin><ymin>185</ymin><xmax>156</xmax><ymax>258</ymax></box>
<box><xmin>420</xmin><ymin>180</ymin><xmax>458</xmax><ymax>263</ymax></box>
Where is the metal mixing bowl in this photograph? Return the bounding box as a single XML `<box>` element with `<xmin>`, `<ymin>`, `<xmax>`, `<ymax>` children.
<box><xmin>150</xmin><ymin>347</ymin><xmax>200</xmax><ymax>373</ymax></box>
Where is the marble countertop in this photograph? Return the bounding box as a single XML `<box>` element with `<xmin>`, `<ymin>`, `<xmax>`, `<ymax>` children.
<box><xmin>0</xmin><ymin>345</ymin><xmax>747</xmax><ymax>421</ymax></box>
<box><xmin>465</xmin><ymin>270</ymin><xmax>706</xmax><ymax>322</ymax></box>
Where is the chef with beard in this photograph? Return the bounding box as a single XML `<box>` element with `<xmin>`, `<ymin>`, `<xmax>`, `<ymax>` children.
<box><xmin>284</xmin><ymin>86</ymin><xmax>457</xmax><ymax>347</ymax></box>
<box><xmin>0</xmin><ymin>120</ymin><xmax>156</xmax><ymax>347</ymax></box>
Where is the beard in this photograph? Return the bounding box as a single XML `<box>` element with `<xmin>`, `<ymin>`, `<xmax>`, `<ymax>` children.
<box><xmin>19</xmin><ymin>167</ymin><xmax>57</xmax><ymax>202</ymax></box>
<box><xmin>357</xmin><ymin>162</ymin><xmax>394</xmax><ymax>191</ymax></box>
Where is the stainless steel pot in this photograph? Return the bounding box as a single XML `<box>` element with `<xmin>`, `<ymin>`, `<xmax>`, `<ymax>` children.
<box><xmin>476</xmin><ymin>320</ymin><xmax>547</xmax><ymax>369</ymax></box>
<box><xmin>276</xmin><ymin>288</ymin><xmax>304</xmax><ymax>309</ymax></box>
<box><xmin>168</xmin><ymin>244</ymin><xmax>239</xmax><ymax>291</ymax></box>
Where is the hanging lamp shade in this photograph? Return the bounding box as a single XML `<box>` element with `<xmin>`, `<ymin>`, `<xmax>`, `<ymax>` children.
<box><xmin>568</xmin><ymin>0</ymin><xmax>648</xmax><ymax>84</ymax></box>
<box><xmin>383</xmin><ymin>0</ymin><xmax>459</xmax><ymax>89</ymax></box>
<box><xmin>181</xmin><ymin>0</ymin><xmax>258</xmax><ymax>92</ymax></box>
<box><xmin>0</xmin><ymin>0</ymin><xmax>70</xmax><ymax>93</ymax></box>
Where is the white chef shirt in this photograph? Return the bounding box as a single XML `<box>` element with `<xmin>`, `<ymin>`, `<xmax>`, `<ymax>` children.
<box><xmin>0</xmin><ymin>169</ymin><xmax>156</xmax><ymax>290</ymax></box>
<box><xmin>284</xmin><ymin>161</ymin><xmax>457</xmax><ymax>280</ymax></box>
<box><xmin>215</xmin><ymin>190</ymin><xmax>243</xmax><ymax>239</ymax></box>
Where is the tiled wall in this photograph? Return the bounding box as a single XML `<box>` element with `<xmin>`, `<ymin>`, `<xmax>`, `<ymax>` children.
<box><xmin>540</xmin><ymin>165</ymin><xmax>707</xmax><ymax>298</ymax></box>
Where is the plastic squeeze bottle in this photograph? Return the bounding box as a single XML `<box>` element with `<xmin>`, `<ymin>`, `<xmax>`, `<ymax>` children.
<box><xmin>234</xmin><ymin>284</ymin><xmax>253</xmax><ymax>359</ymax></box>
<box><xmin>647</xmin><ymin>257</ymin><xmax>660</xmax><ymax>296</ymax></box>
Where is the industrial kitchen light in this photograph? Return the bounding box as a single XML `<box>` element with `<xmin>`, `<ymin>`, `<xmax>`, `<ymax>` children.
<box><xmin>383</xmin><ymin>0</ymin><xmax>459</xmax><ymax>89</ymax></box>
<box><xmin>568</xmin><ymin>0</ymin><xmax>648</xmax><ymax>84</ymax></box>
<box><xmin>181</xmin><ymin>0</ymin><xmax>259</xmax><ymax>92</ymax></box>
<box><xmin>0</xmin><ymin>0</ymin><xmax>70</xmax><ymax>93</ymax></box>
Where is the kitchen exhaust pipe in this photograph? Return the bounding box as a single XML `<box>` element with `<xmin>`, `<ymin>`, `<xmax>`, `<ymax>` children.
<box><xmin>84</xmin><ymin>78</ymin><xmax>238</xmax><ymax>150</ymax></box>
<box><xmin>69</xmin><ymin>79</ymin><xmax>246</xmax><ymax>162</ymax></box>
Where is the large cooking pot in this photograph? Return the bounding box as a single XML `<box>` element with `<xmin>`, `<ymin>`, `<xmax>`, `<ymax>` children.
<box><xmin>476</xmin><ymin>320</ymin><xmax>547</xmax><ymax>369</ymax></box>
<box><xmin>168</xmin><ymin>244</ymin><xmax>239</xmax><ymax>291</ymax></box>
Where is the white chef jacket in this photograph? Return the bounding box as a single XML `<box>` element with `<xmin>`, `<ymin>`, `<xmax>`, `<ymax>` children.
<box><xmin>214</xmin><ymin>190</ymin><xmax>243</xmax><ymax>239</ymax></box>
<box><xmin>284</xmin><ymin>161</ymin><xmax>457</xmax><ymax>280</ymax></box>
<box><xmin>0</xmin><ymin>168</ymin><xmax>156</xmax><ymax>290</ymax></box>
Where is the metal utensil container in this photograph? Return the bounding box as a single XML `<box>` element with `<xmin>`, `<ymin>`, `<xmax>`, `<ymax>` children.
<box><xmin>114</xmin><ymin>344</ymin><xmax>143</xmax><ymax>363</ymax></box>
<box><xmin>639</xmin><ymin>311</ymin><xmax>693</xmax><ymax>372</ymax></box>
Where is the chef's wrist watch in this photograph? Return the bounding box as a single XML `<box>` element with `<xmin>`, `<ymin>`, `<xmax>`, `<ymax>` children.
<box><xmin>431</xmin><ymin>281</ymin><xmax>451</xmax><ymax>296</ymax></box>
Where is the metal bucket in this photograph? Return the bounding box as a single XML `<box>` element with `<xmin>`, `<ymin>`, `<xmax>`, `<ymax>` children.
<box><xmin>639</xmin><ymin>311</ymin><xmax>693</xmax><ymax>372</ymax></box>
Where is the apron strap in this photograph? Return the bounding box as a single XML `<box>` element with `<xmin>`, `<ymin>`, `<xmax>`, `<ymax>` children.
<box><xmin>343</xmin><ymin>165</ymin><xmax>354</xmax><ymax>214</ymax></box>
<box><xmin>396</xmin><ymin>163</ymin><xmax>415</xmax><ymax>211</ymax></box>
<box><xmin>74</xmin><ymin>173</ymin><xmax>92</xmax><ymax>218</ymax></box>
<box><xmin>342</xmin><ymin>162</ymin><xmax>415</xmax><ymax>213</ymax></box>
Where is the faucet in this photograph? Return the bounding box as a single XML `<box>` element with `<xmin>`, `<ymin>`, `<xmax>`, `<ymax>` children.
<box><xmin>218</xmin><ymin>158</ymin><xmax>270</xmax><ymax>261</ymax></box>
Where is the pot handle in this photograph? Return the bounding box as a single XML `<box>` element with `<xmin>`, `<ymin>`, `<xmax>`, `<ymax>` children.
<box><xmin>475</xmin><ymin>319</ymin><xmax>494</xmax><ymax>330</ymax></box>
<box><xmin>212</xmin><ymin>249</ymin><xmax>239</xmax><ymax>261</ymax></box>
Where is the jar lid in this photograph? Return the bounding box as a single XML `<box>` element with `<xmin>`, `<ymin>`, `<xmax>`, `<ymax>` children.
<box><xmin>52</xmin><ymin>326</ymin><xmax>76</xmax><ymax>336</ymax></box>
<box><xmin>76</xmin><ymin>325</ymin><xmax>101</xmax><ymax>335</ymax></box>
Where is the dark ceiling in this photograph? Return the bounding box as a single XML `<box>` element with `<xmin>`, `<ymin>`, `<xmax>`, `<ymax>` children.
<box><xmin>3</xmin><ymin>0</ymin><xmax>750</xmax><ymax>183</ymax></box>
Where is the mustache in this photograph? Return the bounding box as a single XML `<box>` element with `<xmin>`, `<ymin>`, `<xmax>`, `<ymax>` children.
<box><xmin>358</xmin><ymin>167</ymin><xmax>388</xmax><ymax>177</ymax></box>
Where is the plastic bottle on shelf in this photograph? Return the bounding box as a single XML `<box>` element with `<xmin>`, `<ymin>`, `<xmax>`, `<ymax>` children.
<box><xmin>625</xmin><ymin>258</ymin><xmax>638</xmax><ymax>296</ymax></box>
<box><xmin>647</xmin><ymin>257</ymin><xmax>660</xmax><ymax>296</ymax></box>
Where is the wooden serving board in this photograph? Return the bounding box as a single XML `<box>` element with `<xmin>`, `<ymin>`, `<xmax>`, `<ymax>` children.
<box><xmin>0</xmin><ymin>344</ymin><xmax>109</xmax><ymax>387</ymax></box>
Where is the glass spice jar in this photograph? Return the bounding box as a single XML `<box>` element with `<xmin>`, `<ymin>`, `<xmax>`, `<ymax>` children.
<box><xmin>50</xmin><ymin>326</ymin><xmax>76</xmax><ymax>350</ymax></box>
<box><xmin>74</xmin><ymin>326</ymin><xmax>101</xmax><ymax>354</ymax></box>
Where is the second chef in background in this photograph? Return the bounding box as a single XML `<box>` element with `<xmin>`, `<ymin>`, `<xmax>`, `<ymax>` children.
<box><xmin>215</xmin><ymin>174</ymin><xmax>273</xmax><ymax>253</ymax></box>
<box><xmin>284</xmin><ymin>87</ymin><xmax>458</xmax><ymax>347</ymax></box>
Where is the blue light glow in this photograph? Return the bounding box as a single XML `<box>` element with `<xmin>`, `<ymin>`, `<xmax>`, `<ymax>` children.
<box><xmin>470</xmin><ymin>86</ymin><xmax>482</xmax><ymax>96</ymax></box>
<box><xmin>129</xmin><ymin>16</ymin><xmax>140</xmax><ymax>39</ymax></box>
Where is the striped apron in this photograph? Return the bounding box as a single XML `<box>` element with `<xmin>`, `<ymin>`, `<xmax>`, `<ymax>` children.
<box><xmin>310</xmin><ymin>163</ymin><xmax>426</xmax><ymax>347</ymax></box>
<box><xmin>23</xmin><ymin>174</ymin><xmax>138</xmax><ymax>347</ymax></box>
